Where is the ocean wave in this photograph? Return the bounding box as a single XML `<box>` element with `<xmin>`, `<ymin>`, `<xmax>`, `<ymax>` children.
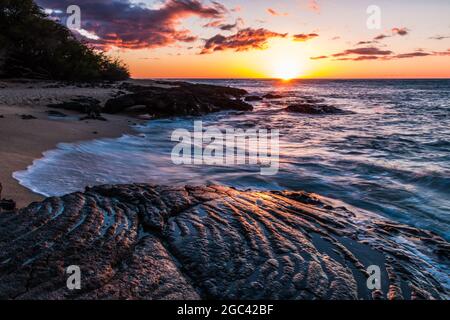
<box><xmin>13</xmin><ymin>79</ymin><xmax>450</xmax><ymax>241</ymax></box>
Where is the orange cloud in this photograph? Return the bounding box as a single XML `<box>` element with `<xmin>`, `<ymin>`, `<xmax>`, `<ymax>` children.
<box><xmin>392</xmin><ymin>27</ymin><xmax>409</xmax><ymax>36</ymax></box>
<box><xmin>332</xmin><ymin>47</ymin><xmax>393</xmax><ymax>58</ymax></box>
<box><xmin>266</xmin><ymin>8</ymin><xmax>288</xmax><ymax>16</ymax></box>
<box><xmin>201</xmin><ymin>28</ymin><xmax>288</xmax><ymax>54</ymax></box>
<box><xmin>293</xmin><ymin>33</ymin><xmax>319</xmax><ymax>42</ymax></box>
<box><xmin>310</xmin><ymin>55</ymin><xmax>328</xmax><ymax>60</ymax></box>
<box><xmin>38</xmin><ymin>0</ymin><xmax>227</xmax><ymax>50</ymax></box>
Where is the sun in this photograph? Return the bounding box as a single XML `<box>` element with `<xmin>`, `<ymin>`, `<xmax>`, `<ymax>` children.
<box><xmin>262</xmin><ymin>38</ymin><xmax>309</xmax><ymax>80</ymax></box>
<box><xmin>272</xmin><ymin>59</ymin><xmax>302</xmax><ymax>80</ymax></box>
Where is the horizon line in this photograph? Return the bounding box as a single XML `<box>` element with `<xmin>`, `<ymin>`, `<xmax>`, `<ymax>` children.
<box><xmin>132</xmin><ymin>77</ymin><xmax>450</xmax><ymax>80</ymax></box>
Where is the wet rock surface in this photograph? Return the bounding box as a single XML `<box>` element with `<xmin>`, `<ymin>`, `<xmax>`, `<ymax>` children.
<box><xmin>104</xmin><ymin>82</ymin><xmax>252</xmax><ymax>117</ymax></box>
<box><xmin>0</xmin><ymin>184</ymin><xmax>448</xmax><ymax>300</ymax></box>
<box><xmin>285</xmin><ymin>103</ymin><xmax>348</xmax><ymax>115</ymax></box>
<box><xmin>244</xmin><ymin>95</ymin><xmax>263</xmax><ymax>102</ymax></box>
<box><xmin>47</xmin><ymin>97</ymin><xmax>106</xmax><ymax>121</ymax></box>
<box><xmin>263</xmin><ymin>93</ymin><xmax>283</xmax><ymax>100</ymax></box>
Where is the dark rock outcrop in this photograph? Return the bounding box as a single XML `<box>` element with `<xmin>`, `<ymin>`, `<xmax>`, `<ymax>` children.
<box><xmin>0</xmin><ymin>184</ymin><xmax>447</xmax><ymax>300</ymax></box>
<box><xmin>104</xmin><ymin>82</ymin><xmax>252</xmax><ymax>117</ymax></box>
<box><xmin>19</xmin><ymin>114</ymin><xmax>37</xmax><ymax>120</ymax></box>
<box><xmin>263</xmin><ymin>93</ymin><xmax>283</xmax><ymax>99</ymax></box>
<box><xmin>0</xmin><ymin>183</ymin><xmax>16</xmax><ymax>212</ymax></box>
<box><xmin>244</xmin><ymin>95</ymin><xmax>263</xmax><ymax>102</ymax></box>
<box><xmin>0</xmin><ymin>199</ymin><xmax>15</xmax><ymax>211</ymax></box>
<box><xmin>285</xmin><ymin>103</ymin><xmax>348</xmax><ymax>115</ymax></box>
<box><xmin>47</xmin><ymin>97</ymin><xmax>106</xmax><ymax>121</ymax></box>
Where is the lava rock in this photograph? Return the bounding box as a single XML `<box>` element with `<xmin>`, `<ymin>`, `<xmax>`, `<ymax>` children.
<box><xmin>263</xmin><ymin>93</ymin><xmax>283</xmax><ymax>99</ymax></box>
<box><xmin>0</xmin><ymin>199</ymin><xmax>16</xmax><ymax>211</ymax></box>
<box><xmin>47</xmin><ymin>97</ymin><xmax>101</xmax><ymax>113</ymax></box>
<box><xmin>48</xmin><ymin>97</ymin><xmax>104</xmax><ymax>120</ymax></box>
<box><xmin>0</xmin><ymin>184</ymin><xmax>16</xmax><ymax>212</ymax></box>
<box><xmin>104</xmin><ymin>82</ymin><xmax>252</xmax><ymax>117</ymax></box>
<box><xmin>0</xmin><ymin>184</ymin><xmax>447</xmax><ymax>300</ymax></box>
<box><xmin>285</xmin><ymin>103</ymin><xmax>347</xmax><ymax>115</ymax></box>
<box><xmin>244</xmin><ymin>95</ymin><xmax>263</xmax><ymax>102</ymax></box>
<box><xmin>19</xmin><ymin>114</ymin><xmax>37</xmax><ymax>120</ymax></box>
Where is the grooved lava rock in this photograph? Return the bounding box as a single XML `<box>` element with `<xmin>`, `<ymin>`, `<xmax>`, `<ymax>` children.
<box><xmin>0</xmin><ymin>185</ymin><xmax>448</xmax><ymax>300</ymax></box>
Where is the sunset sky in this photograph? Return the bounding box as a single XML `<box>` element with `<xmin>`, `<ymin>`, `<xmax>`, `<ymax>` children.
<box><xmin>38</xmin><ymin>0</ymin><xmax>450</xmax><ymax>79</ymax></box>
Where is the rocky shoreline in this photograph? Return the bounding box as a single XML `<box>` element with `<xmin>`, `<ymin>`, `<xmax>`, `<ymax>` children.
<box><xmin>1</xmin><ymin>80</ymin><xmax>449</xmax><ymax>300</ymax></box>
<box><xmin>0</xmin><ymin>184</ymin><xmax>448</xmax><ymax>300</ymax></box>
<box><xmin>43</xmin><ymin>80</ymin><xmax>253</xmax><ymax>120</ymax></box>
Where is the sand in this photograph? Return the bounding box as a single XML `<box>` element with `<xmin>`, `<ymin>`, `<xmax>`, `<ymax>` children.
<box><xmin>0</xmin><ymin>80</ymin><xmax>138</xmax><ymax>207</ymax></box>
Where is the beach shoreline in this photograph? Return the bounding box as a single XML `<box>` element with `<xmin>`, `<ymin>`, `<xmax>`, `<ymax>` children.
<box><xmin>0</xmin><ymin>78</ymin><xmax>252</xmax><ymax>207</ymax></box>
<box><xmin>0</xmin><ymin>80</ymin><xmax>137</xmax><ymax>207</ymax></box>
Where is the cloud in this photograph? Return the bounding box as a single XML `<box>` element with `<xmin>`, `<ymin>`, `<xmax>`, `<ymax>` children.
<box><xmin>314</xmin><ymin>47</ymin><xmax>449</xmax><ymax>62</ymax></box>
<box><xmin>356</xmin><ymin>41</ymin><xmax>376</xmax><ymax>45</ymax></box>
<box><xmin>429</xmin><ymin>35</ymin><xmax>450</xmax><ymax>40</ymax></box>
<box><xmin>219</xmin><ymin>19</ymin><xmax>244</xmax><ymax>31</ymax></box>
<box><xmin>331</xmin><ymin>47</ymin><xmax>393</xmax><ymax>57</ymax></box>
<box><xmin>36</xmin><ymin>0</ymin><xmax>227</xmax><ymax>49</ymax></box>
<box><xmin>312</xmin><ymin>46</ymin><xmax>394</xmax><ymax>61</ymax></box>
<box><xmin>204</xmin><ymin>18</ymin><xmax>244</xmax><ymax>31</ymax></box>
<box><xmin>393</xmin><ymin>51</ymin><xmax>431</xmax><ymax>59</ymax></box>
<box><xmin>201</xmin><ymin>28</ymin><xmax>287</xmax><ymax>54</ymax></box>
<box><xmin>310</xmin><ymin>55</ymin><xmax>328</xmax><ymax>60</ymax></box>
<box><xmin>307</xmin><ymin>0</ymin><xmax>320</xmax><ymax>13</ymax></box>
<box><xmin>335</xmin><ymin>56</ymin><xmax>381</xmax><ymax>61</ymax></box>
<box><xmin>203</xmin><ymin>19</ymin><xmax>226</xmax><ymax>28</ymax></box>
<box><xmin>392</xmin><ymin>27</ymin><xmax>409</xmax><ymax>36</ymax></box>
<box><xmin>266</xmin><ymin>8</ymin><xmax>288</xmax><ymax>16</ymax></box>
<box><xmin>76</xmin><ymin>29</ymin><xmax>100</xmax><ymax>40</ymax></box>
<box><xmin>391</xmin><ymin>49</ymin><xmax>450</xmax><ymax>59</ymax></box>
<box><xmin>230</xmin><ymin>6</ymin><xmax>241</xmax><ymax>12</ymax></box>
<box><xmin>373</xmin><ymin>27</ymin><xmax>409</xmax><ymax>42</ymax></box>
<box><xmin>433</xmin><ymin>49</ymin><xmax>450</xmax><ymax>56</ymax></box>
<box><xmin>374</xmin><ymin>34</ymin><xmax>389</xmax><ymax>40</ymax></box>
<box><xmin>293</xmin><ymin>33</ymin><xmax>319</xmax><ymax>42</ymax></box>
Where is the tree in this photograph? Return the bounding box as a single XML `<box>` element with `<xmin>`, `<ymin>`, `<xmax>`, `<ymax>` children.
<box><xmin>0</xmin><ymin>0</ymin><xmax>129</xmax><ymax>81</ymax></box>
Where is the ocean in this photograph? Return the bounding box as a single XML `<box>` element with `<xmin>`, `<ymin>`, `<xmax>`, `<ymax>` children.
<box><xmin>14</xmin><ymin>79</ymin><xmax>450</xmax><ymax>240</ymax></box>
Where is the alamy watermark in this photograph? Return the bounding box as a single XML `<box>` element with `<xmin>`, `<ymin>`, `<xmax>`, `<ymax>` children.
<box><xmin>66</xmin><ymin>5</ymin><xmax>81</xmax><ymax>30</ymax></box>
<box><xmin>171</xmin><ymin>121</ymin><xmax>280</xmax><ymax>175</ymax></box>
<box><xmin>366</xmin><ymin>5</ymin><xmax>382</xmax><ymax>30</ymax></box>
<box><xmin>367</xmin><ymin>265</ymin><xmax>381</xmax><ymax>290</ymax></box>
<box><xmin>66</xmin><ymin>265</ymin><xmax>81</xmax><ymax>290</ymax></box>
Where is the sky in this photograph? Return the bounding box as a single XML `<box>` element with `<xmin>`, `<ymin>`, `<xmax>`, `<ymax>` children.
<box><xmin>38</xmin><ymin>0</ymin><xmax>450</xmax><ymax>79</ymax></box>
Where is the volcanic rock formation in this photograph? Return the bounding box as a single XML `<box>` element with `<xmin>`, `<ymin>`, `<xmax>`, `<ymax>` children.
<box><xmin>0</xmin><ymin>184</ymin><xmax>448</xmax><ymax>300</ymax></box>
<box><xmin>103</xmin><ymin>82</ymin><xmax>252</xmax><ymax>117</ymax></box>
<box><xmin>0</xmin><ymin>183</ymin><xmax>15</xmax><ymax>212</ymax></box>
<box><xmin>285</xmin><ymin>103</ymin><xmax>347</xmax><ymax>115</ymax></box>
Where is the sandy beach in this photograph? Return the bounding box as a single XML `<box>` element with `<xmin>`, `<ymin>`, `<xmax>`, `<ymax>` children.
<box><xmin>0</xmin><ymin>80</ymin><xmax>136</xmax><ymax>207</ymax></box>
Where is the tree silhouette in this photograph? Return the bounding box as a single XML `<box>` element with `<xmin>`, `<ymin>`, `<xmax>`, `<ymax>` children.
<box><xmin>0</xmin><ymin>0</ymin><xmax>129</xmax><ymax>81</ymax></box>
